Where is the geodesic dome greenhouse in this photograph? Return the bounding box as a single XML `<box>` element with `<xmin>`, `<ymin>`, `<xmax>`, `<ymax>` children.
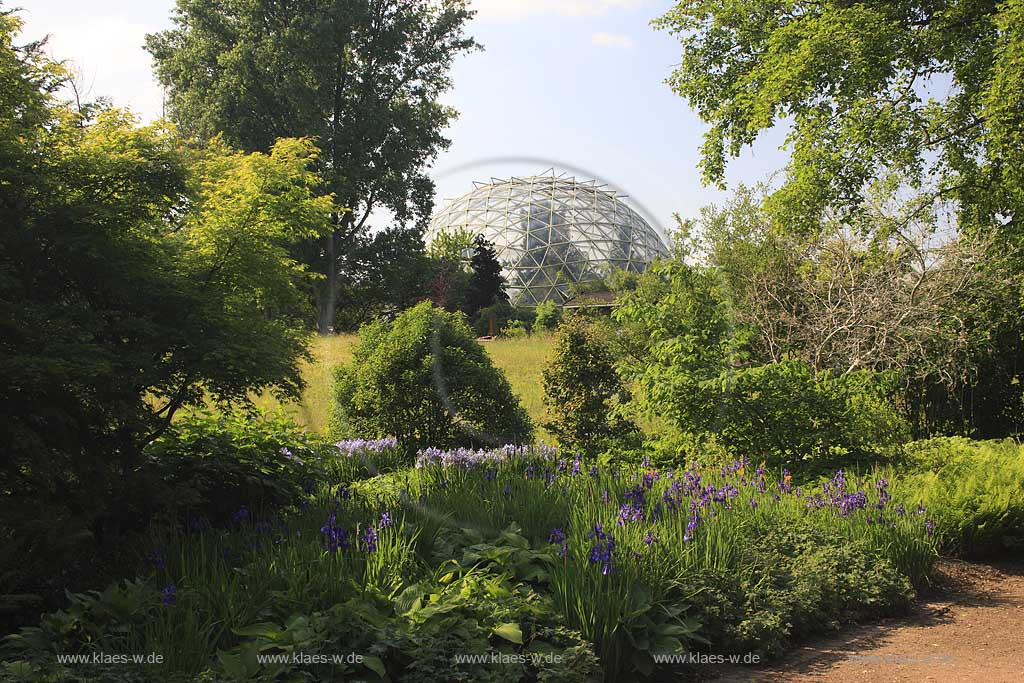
<box><xmin>426</xmin><ymin>173</ymin><xmax>670</xmax><ymax>305</ymax></box>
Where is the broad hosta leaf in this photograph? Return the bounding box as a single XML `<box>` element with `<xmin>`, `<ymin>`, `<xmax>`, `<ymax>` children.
<box><xmin>492</xmin><ymin>622</ymin><xmax>523</xmax><ymax>644</ymax></box>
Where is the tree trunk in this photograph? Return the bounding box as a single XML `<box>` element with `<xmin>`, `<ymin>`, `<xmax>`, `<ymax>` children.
<box><xmin>318</xmin><ymin>229</ymin><xmax>338</xmax><ymax>334</ymax></box>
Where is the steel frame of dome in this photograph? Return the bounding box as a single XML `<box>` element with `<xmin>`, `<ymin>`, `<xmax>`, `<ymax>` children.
<box><xmin>427</xmin><ymin>172</ymin><xmax>669</xmax><ymax>305</ymax></box>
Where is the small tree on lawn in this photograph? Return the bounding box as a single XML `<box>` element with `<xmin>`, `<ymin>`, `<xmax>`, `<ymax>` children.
<box><xmin>533</xmin><ymin>300</ymin><xmax>562</xmax><ymax>332</ymax></box>
<box><xmin>427</xmin><ymin>228</ymin><xmax>474</xmax><ymax>313</ymax></box>
<box><xmin>464</xmin><ymin>234</ymin><xmax>509</xmax><ymax>318</ymax></box>
<box><xmin>331</xmin><ymin>301</ymin><xmax>533</xmax><ymax>454</ymax></box>
<box><xmin>543</xmin><ymin>314</ymin><xmax>639</xmax><ymax>457</ymax></box>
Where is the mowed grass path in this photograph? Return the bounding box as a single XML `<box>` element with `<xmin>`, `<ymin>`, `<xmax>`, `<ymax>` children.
<box><xmin>253</xmin><ymin>334</ymin><xmax>555</xmax><ymax>439</ymax></box>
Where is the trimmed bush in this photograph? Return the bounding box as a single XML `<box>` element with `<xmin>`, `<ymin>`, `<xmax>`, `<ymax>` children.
<box><xmin>330</xmin><ymin>301</ymin><xmax>533</xmax><ymax>453</ymax></box>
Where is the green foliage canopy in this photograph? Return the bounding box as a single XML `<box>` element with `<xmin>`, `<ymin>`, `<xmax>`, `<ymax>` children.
<box><xmin>146</xmin><ymin>0</ymin><xmax>479</xmax><ymax>332</ymax></box>
<box><xmin>655</xmin><ymin>0</ymin><xmax>1024</xmax><ymax>235</ymax></box>
<box><xmin>1</xmin><ymin>10</ymin><xmax>333</xmax><ymax>606</ymax></box>
<box><xmin>333</xmin><ymin>226</ymin><xmax>434</xmax><ymax>330</ymax></box>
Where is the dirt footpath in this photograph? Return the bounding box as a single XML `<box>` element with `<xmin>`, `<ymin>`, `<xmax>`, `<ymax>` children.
<box><xmin>713</xmin><ymin>559</ymin><xmax>1024</xmax><ymax>683</ymax></box>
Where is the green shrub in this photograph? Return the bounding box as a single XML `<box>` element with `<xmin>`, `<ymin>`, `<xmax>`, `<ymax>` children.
<box><xmin>330</xmin><ymin>301</ymin><xmax>533</xmax><ymax>453</ymax></box>
<box><xmin>703</xmin><ymin>362</ymin><xmax>907</xmax><ymax>469</ymax></box>
<box><xmin>892</xmin><ymin>437</ymin><xmax>1024</xmax><ymax>557</ymax></box>
<box><xmin>0</xmin><ymin>409</ymin><xmax>330</xmax><ymax>636</ymax></box>
<box><xmin>147</xmin><ymin>410</ymin><xmax>326</xmax><ymax>525</ymax></box>
<box><xmin>501</xmin><ymin>319</ymin><xmax>529</xmax><ymax>338</ymax></box>
<box><xmin>473</xmin><ymin>302</ymin><xmax>536</xmax><ymax>336</ymax></box>
<box><xmin>614</xmin><ymin>259</ymin><xmax>908</xmax><ymax>469</ymax></box>
<box><xmin>533</xmin><ymin>300</ymin><xmax>562</xmax><ymax>332</ymax></box>
<box><xmin>542</xmin><ymin>315</ymin><xmax>640</xmax><ymax>458</ymax></box>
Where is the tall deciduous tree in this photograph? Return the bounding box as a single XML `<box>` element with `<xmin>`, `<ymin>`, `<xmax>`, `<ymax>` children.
<box><xmin>655</xmin><ymin>0</ymin><xmax>1024</xmax><ymax>237</ymax></box>
<box><xmin>656</xmin><ymin>0</ymin><xmax>1024</xmax><ymax>436</ymax></box>
<box><xmin>1</xmin><ymin>10</ymin><xmax>333</xmax><ymax>597</ymax></box>
<box><xmin>146</xmin><ymin>0</ymin><xmax>479</xmax><ymax>332</ymax></box>
<box><xmin>426</xmin><ymin>227</ymin><xmax>473</xmax><ymax>312</ymax></box>
<box><xmin>333</xmin><ymin>225</ymin><xmax>434</xmax><ymax>330</ymax></box>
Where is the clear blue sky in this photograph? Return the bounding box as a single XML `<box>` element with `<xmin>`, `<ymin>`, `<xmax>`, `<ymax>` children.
<box><xmin>20</xmin><ymin>0</ymin><xmax>791</xmax><ymax>232</ymax></box>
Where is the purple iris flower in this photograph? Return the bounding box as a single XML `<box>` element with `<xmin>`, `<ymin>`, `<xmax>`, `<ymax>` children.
<box><xmin>148</xmin><ymin>549</ymin><xmax>166</xmax><ymax>570</ymax></box>
<box><xmin>362</xmin><ymin>527</ymin><xmax>378</xmax><ymax>553</ymax></box>
<box><xmin>231</xmin><ymin>506</ymin><xmax>249</xmax><ymax>524</ymax></box>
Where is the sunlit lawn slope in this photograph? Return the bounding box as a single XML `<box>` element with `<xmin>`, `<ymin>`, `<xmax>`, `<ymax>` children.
<box><xmin>253</xmin><ymin>333</ymin><xmax>555</xmax><ymax>439</ymax></box>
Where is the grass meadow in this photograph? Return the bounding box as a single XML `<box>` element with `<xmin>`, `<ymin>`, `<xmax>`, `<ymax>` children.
<box><xmin>252</xmin><ymin>333</ymin><xmax>555</xmax><ymax>439</ymax></box>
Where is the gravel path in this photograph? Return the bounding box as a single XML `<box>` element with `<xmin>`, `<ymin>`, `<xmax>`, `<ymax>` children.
<box><xmin>711</xmin><ymin>559</ymin><xmax>1024</xmax><ymax>683</ymax></box>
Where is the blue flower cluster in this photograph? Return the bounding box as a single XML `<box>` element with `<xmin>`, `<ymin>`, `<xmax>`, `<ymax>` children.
<box><xmin>361</xmin><ymin>527</ymin><xmax>378</xmax><ymax>553</ymax></box>
<box><xmin>187</xmin><ymin>515</ymin><xmax>212</xmax><ymax>534</ymax></box>
<box><xmin>320</xmin><ymin>511</ymin><xmax>351</xmax><ymax>553</ymax></box>
<box><xmin>148</xmin><ymin>549</ymin><xmax>166</xmax><ymax>570</ymax></box>
<box><xmin>587</xmin><ymin>524</ymin><xmax>615</xmax><ymax>575</ymax></box>
<box><xmin>319</xmin><ymin>505</ymin><xmax>394</xmax><ymax>555</ymax></box>
<box><xmin>231</xmin><ymin>505</ymin><xmax>249</xmax><ymax>525</ymax></box>
<box><xmin>548</xmin><ymin>527</ymin><xmax>568</xmax><ymax>557</ymax></box>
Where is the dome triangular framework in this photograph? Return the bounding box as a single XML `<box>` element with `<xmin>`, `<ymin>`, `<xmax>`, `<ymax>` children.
<box><xmin>427</xmin><ymin>172</ymin><xmax>670</xmax><ymax>305</ymax></box>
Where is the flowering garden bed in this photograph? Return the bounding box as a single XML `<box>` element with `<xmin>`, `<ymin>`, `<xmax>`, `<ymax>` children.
<box><xmin>3</xmin><ymin>440</ymin><xmax>937</xmax><ymax>682</ymax></box>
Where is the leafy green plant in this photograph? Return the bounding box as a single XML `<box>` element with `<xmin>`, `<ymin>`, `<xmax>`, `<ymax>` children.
<box><xmin>533</xmin><ymin>301</ymin><xmax>562</xmax><ymax>332</ymax></box>
<box><xmin>146</xmin><ymin>410</ymin><xmax>327</xmax><ymax>526</ymax></box>
<box><xmin>543</xmin><ymin>315</ymin><xmax>640</xmax><ymax>458</ymax></box>
<box><xmin>892</xmin><ymin>437</ymin><xmax>1024</xmax><ymax>557</ymax></box>
<box><xmin>502</xmin><ymin>319</ymin><xmax>530</xmax><ymax>339</ymax></box>
<box><xmin>474</xmin><ymin>302</ymin><xmax>537</xmax><ymax>337</ymax></box>
<box><xmin>330</xmin><ymin>301</ymin><xmax>533</xmax><ymax>452</ymax></box>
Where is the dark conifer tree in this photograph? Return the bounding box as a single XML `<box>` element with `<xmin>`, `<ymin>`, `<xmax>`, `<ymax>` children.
<box><xmin>464</xmin><ymin>234</ymin><xmax>508</xmax><ymax>317</ymax></box>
